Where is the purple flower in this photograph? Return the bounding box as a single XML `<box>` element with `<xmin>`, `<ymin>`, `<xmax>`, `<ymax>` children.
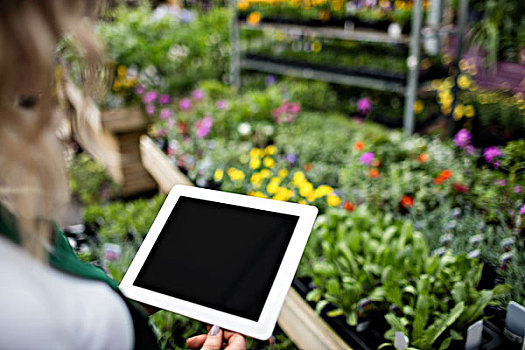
<box><xmin>286</xmin><ymin>154</ymin><xmax>297</xmax><ymax>164</ymax></box>
<box><xmin>192</xmin><ymin>89</ymin><xmax>204</xmax><ymax>101</ymax></box>
<box><xmin>195</xmin><ymin>115</ymin><xmax>213</xmax><ymax>138</ymax></box>
<box><xmin>179</xmin><ymin>98</ymin><xmax>192</xmax><ymax>111</ymax></box>
<box><xmin>357</xmin><ymin>98</ymin><xmax>372</xmax><ymax>114</ymax></box>
<box><xmin>135</xmin><ymin>84</ymin><xmax>145</xmax><ymax>95</ymax></box>
<box><xmin>360</xmin><ymin>152</ymin><xmax>374</xmax><ymax>166</ymax></box>
<box><xmin>158</xmin><ymin>94</ymin><xmax>170</xmax><ymax>105</ymax></box>
<box><xmin>159</xmin><ymin>108</ymin><xmax>172</xmax><ymax>120</ymax></box>
<box><xmin>265</xmin><ymin>75</ymin><xmax>276</xmax><ymax>86</ymax></box>
<box><xmin>520</xmin><ymin>204</ymin><xmax>525</xmax><ymax>215</ymax></box>
<box><xmin>145</xmin><ymin>104</ymin><xmax>156</xmax><ymax>115</ymax></box>
<box><xmin>466</xmin><ymin>145</ymin><xmax>475</xmax><ymax>155</ymax></box>
<box><xmin>484</xmin><ymin>146</ymin><xmax>502</xmax><ymax>163</ymax></box>
<box><xmin>454</xmin><ymin>129</ymin><xmax>472</xmax><ymax>148</ymax></box>
<box><xmin>143</xmin><ymin>90</ymin><xmax>158</xmax><ymax>104</ymax></box>
<box><xmin>216</xmin><ymin>100</ymin><xmax>228</xmax><ymax>110</ymax></box>
<box><xmin>494</xmin><ymin>179</ymin><xmax>507</xmax><ymax>186</ymax></box>
<box><xmin>514</xmin><ymin>185</ymin><xmax>522</xmax><ymax>194</ymax></box>
<box><xmin>167</xmin><ymin>118</ymin><xmax>176</xmax><ymax>127</ymax></box>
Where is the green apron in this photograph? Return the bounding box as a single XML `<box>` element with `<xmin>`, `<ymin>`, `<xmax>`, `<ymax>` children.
<box><xmin>0</xmin><ymin>204</ymin><xmax>159</xmax><ymax>349</ymax></box>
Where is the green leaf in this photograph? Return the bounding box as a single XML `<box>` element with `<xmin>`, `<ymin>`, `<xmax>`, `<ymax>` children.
<box><xmin>347</xmin><ymin>311</ymin><xmax>358</xmax><ymax>326</ymax></box>
<box><xmin>412</xmin><ymin>294</ymin><xmax>430</xmax><ymax>341</ymax></box>
<box><xmin>315</xmin><ymin>300</ymin><xmax>329</xmax><ymax>314</ymax></box>
<box><xmin>306</xmin><ymin>288</ymin><xmax>322</xmax><ymax>302</ymax></box>
<box><xmin>426</xmin><ymin>302</ymin><xmax>465</xmax><ymax>347</ymax></box>
<box><xmin>327</xmin><ymin>308</ymin><xmax>344</xmax><ymax>317</ymax></box>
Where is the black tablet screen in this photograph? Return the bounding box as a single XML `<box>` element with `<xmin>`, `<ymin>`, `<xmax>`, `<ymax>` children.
<box><xmin>133</xmin><ymin>196</ymin><xmax>299</xmax><ymax>321</ymax></box>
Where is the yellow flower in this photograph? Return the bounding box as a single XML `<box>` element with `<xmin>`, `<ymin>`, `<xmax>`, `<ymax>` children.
<box><xmin>312</xmin><ymin>41</ymin><xmax>322</xmax><ymax>53</ymax></box>
<box><xmin>315</xmin><ymin>185</ymin><xmax>333</xmax><ymax>197</ymax></box>
<box><xmin>249</xmin><ymin>148</ymin><xmax>262</xmax><ymax>158</ymax></box>
<box><xmin>250</xmin><ymin>157</ymin><xmax>261</xmax><ymax>169</ymax></box>
<box><xmin>278</xmin><ymin>169</ymin><xmax>288</xmax><ymax>178</ymax></box>
<box><xmin>298</xmin><ymin>199</ymin><xmax>307</xmax><ymax>204</ymax></box>
<box><xmin>238</xmin><ymin>0</ymin><xmax>249</xmax><ymax>10</ymax></box>
<box><xmin>459</xmin><ymin>59</ymin><xmax>470</xmax><ymax>72</ymax></box>
<box><xmin>293</xmin><ymin>171</ymin><xmax>306</xmax><ymax>186</ymax></box>
<box><xmin>464</xmin><ymin>105</ymin><xmax>475</xmax><ymax>118</ymax></box>
<box><xmin>227</xmin><ymin>167</ymin><xmax>237</xmax><ymax>177</ymax></box>
<box><xmin>267</xmin><ymin>180</ymin><xmax>280</xmax><ymax>194</ymax></box>
<box><xmin>228</xmin><ymin>168</ymin><xmax>245</xmax><ymax>181</ymax></box>
<box><xmin>306</xmin><ymin>192</ymin><xmax>317</xmax><ymax>202</ymax></box>
<box><xmin>263</xmin><ymin>157</ymin><xmax>275</xmax><ymax>168</ymax></box>
<box><xmin>299</xmin><ymin>182</ymin><xmax>314</xmax><ymax>197</ymax></box>
<box><xmin>247</xmin><ymin>11</ymin><xmax>261</xmax><ymax>25</ymax></box>
<box><xmin>457</xmin><ymin>74</ymin><xmax>471</xmax><ymax>90</ymax></box>
<box><xmin>431</xmin><ymin>79</ymin><xmax>441</xmax><ymax>90</ymax></box>
<box><xmin>250</xmin><ymin>173</ymin><xmax>263</xmax><ymax>187</ymax></box>
<box><xmin>117</xmin><ymin>65</ymin><xmax>127</xmax><ymax>77</ymax></box>
<box><xmin>326</xmin><ymin>195</ymin><xmax>341</xmax><ymax>207</ymax></box>
<box><xmin>248</xmin><ymin>191</ymin><xmax>267</xmax><ymax>198</ymax></box>
<box><xmin>273</xmin><ymin>187</ymin><xmax>292</xmax><ymax>201</ymax></box>
<box><xmin>413</xmin><ymin>100</ymin><xmax>424</xmax><ymax>114</ymax></box>
<box><xmin>260</xmin><ymin>169</ymin><xmax>271</xmax><ymax>179</ymax></box>
<box><xmin>264</xmin><ymin>145</ymin><xmax>276</xmax><ymax>155</ymax></box>
<box><xmin>214</xmin><ymin>169</ymin><xmax>224</xmax><ymax>182</ymax></box>
<box><xmin>453</xmin><ymin>104</ymin><xmax>464</xmax><ymax>121</ymax></box>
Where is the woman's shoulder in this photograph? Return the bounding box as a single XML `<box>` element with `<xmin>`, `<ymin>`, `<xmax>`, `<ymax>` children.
<box><xmin>0</xmin><ymin>236</ymin><xmax>134</xmax><ymax>349</ymax></box>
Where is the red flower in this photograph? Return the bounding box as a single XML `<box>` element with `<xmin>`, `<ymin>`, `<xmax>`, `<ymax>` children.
<box><xmin>418</xmin><ymin>153</ymin><xmax>429</xmax><ymax>163</ymax></box>
<box><xmin>353</xmin><ymin>141</ymin><xmax>364</xmax><ymax>151</ymax></box>
<box><xmin>369</xmin><ymin>168</ymin><xmax>380</xmax><ymax>178</ymax></box>
<box><xmin>451</xmin><ymin>182</ymin><xmax>468</xmax><ymax>193</ymax></box>
<box><xmin>434</xmin><ymin>169</ymin><xmax>452</xmax><ymax>184</ymax></box>
<box><xmin>344</xmin><ymin>201</ymin><xmax>355</xmax><ymax>212</ymax></box>
<box><xmin>400</xmin><ymin>195</ymin><xmax>414</xmax><ymax>208</ymax></box>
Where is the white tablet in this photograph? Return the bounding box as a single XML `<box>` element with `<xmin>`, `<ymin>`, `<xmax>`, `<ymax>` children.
<box><xmin>120</xmin><ymin>185</ymin><xmax>318</xmax><ymax>340</ymax></box>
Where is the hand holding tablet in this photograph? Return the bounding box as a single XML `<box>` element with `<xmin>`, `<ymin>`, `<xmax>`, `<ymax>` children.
<box><xmin>120</xmin><ymin>185</ymin><xmax>318</xmax><ymax>340</ymax></box>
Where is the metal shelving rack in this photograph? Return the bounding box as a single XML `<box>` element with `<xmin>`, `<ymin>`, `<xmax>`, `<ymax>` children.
<box><xmin>230</xmin><ymin>0</ymin><xmax>445</xmax><ymax>134</ymax></box>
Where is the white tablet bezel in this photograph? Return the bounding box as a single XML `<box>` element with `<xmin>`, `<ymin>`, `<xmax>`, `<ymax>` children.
<box><xmin>119</xmin><ymin>185</ymin><xmax>318</xmax><ymax>340</ymax></box>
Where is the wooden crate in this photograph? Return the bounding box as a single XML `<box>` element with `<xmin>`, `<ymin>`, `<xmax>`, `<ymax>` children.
<box><xmin>139</xmin><ymin>135</ymin><xmax>353</xmax><ymax>350</ymax></box>
<box><xmin>65</xmin><ymin>81</ymin><xmax>157</xmax><ymax>197</ymax></box>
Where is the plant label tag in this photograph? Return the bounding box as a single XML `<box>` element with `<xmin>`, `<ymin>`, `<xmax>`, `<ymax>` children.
<box><xmin>465</xmin><ymin>320</ymin><xmax>483</xmax><ymax>350</ymax></box>
<box><xmin>394</xmin><ymin>332</ymin><xmax>408</xmax><ymax>350</ymax></box>
<box><xmin>506</xmin><ymin>301</ymin><xmax>525</xmax><ymax>340</ymax></box>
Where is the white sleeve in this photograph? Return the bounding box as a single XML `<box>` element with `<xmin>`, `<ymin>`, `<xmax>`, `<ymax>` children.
<box><xmin>0</xmin><ymin>237</ymin><xmax>134</xmax><ymax>350</ymax></box>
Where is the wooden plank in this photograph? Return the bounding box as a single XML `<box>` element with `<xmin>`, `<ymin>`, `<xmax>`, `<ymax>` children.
<box><xmin>101</xmin><ymin>107</ymin><xmax>146</xmax><ymax>133</ymax></box>
<box><xmin>140</xmin><ymin>135</ymin><xmax>194</xmax><ymax>193</ymax></box>
<box><xmin>278</xmin><ymin>288</ymin><xmax>352</xmax><ymax>350</ymax></box>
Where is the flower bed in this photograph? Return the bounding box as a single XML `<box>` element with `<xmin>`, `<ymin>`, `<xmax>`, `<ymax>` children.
<box><xmin>133</xmin><ymin>80</ymin><xmax>524</xmax><ymax>348</ymax></box>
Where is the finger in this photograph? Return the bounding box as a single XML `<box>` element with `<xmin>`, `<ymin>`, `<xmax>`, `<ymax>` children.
<box><xmin>224</xmin><ymin>333</ymin><xmax>246</xmax><ymax>350</ymax></box>
<box><xmin>201</xmin><ymin>326</ymin><xmax>223</xmax><ymax>350</ymax></box>
<box><xmin>186</xmin><ymin>334</ymin><xmax>207</xmax><ymax>349</ymax></box>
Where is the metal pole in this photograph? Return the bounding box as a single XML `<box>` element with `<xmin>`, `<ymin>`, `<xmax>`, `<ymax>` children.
<box><xmin>448</xmin><ymin>0</ymin><xmax>469</xmax><ymax>136</ymax></box>
<box><xmin>423</xmin><ymin>0</ymin><xmax>443</xmax><ymax>55</ymax></box>
<box><xmin>403</xmin><ymin>0</ymin><xmax>423</xmax><ymax>135</ymax></box>
<box><xmin>229</xmin><ymin>0</ymin><xmax>240</xmax><ymax>88</ymax></box>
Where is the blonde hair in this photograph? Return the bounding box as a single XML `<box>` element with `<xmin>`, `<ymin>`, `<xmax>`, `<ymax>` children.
<box><xmin>0</xmin><ymin>0</ymin><xmax>102</xmax><ymax>260</ymax></box>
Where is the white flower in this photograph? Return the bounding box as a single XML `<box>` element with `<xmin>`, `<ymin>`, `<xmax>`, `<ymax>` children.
<box><xmin>262</xmin><ymin>125</ymin><xmax>274</xmax><ymax>136</ymax></box>
<box><xmin>238</xmin><ymin>122</ymin><xmax>252</xmax><ymax>135</ymax></box>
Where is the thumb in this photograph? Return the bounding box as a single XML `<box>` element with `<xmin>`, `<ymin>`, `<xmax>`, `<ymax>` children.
<box><xmin>201</xmin><ymin>325</ymin><xmax>223</xmax><ymax>350</ymax></box>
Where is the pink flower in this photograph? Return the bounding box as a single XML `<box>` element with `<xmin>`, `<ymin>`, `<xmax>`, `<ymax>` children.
<box><xmin>158</xmin><ymin>94</ymin><xmax>170</xmax><ymax>105</ymax></box>
<box><xmin>360</xmin><ymin>152</ymin><xmax>374</xmax><ymax>166</ymax></box>
<box><xmin>514</xmin><ymin>185</ymin><xmax>522</xmax><ymax>194</ymax></box>
<box><xmin>145</xmin><ymin>104</ymin><xmax>156</xmax><ymax>115</ymax></box>
<box><xmin>494</xmin><ymin>179</ymin><xmax>507</xmax><ymax>186</ymax></box>
<box><xmin>357</xmin><ymin>98</ymin><xmax>372</xmax><ymax>115</ymax></box>
<box><xmin>179</xmin><ymin>98</ymin><xmax>192</xmax><ymax>111</ymax></box>
<box><xmin>167</xmin><ymin>118</ymin><xmax>176</xmax><ymax>127</ymax></box>
<box><xmin>143</xmin><ymin>90</ymin><xmax>158</xmax><ymax>104</ymax></box>
<box><xmin>466</xmin><ymin>145</ymin><xmax>475</xmax><ymax>155</ymax></box>
<box><xmin>454</xmin><ymin>129</ymin><xmax>472</xmax><ymax>148</ymax></box>
<box><xmin>484</xmin><ymin>146</ymin><xmax>502</xmax><ymax>163</ymax></box>
<box><xmin>216</xmin><ymin>100</ymin><xmax>228</xmax><ymax>110</ymax></box>
<box><xmin>287</xmin><ymin>103</ymin><xmax>301</xmax><ymax>114</ymax></box>
<box><xmin>157</xmin><ymin>128</ymin><xmax>167</xmax><ymax>137</ymax></box>
<box><xmin>195</xmin><ymin>115</ymin><xmax>213</xmax><ymax>138</ymax></box>
<box><xmin>159</xmin><ymin>108</ymin><xmax>172</xmax><ymax>120</ymax></box>
<box><xmin>192</xmin><ymin>89</ymin><xmax>204</xmax><ymax>101</ymax></box>
<box><xmin>520</xmin><ymin>204</ymin><xmax>525</xmax><ymax>215</ymax></box>
<box><xmin>135</xmin><ymin>84</ymin><xmax>145</xmax><ymax>95</ymax></box>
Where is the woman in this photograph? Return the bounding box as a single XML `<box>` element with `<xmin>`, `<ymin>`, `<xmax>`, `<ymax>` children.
<box><xmin>0</xmin><ymin>1</ymin><xmax>245</xmax><ymax>349</ymax></box>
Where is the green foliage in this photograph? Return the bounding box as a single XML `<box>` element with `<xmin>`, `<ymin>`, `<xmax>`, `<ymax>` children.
<box><xmin>68</xmin><ymin>153</ymin><xmax>119</xmax><ymax>205</ymax></box>
<box><xmin>300</xmin><ymin>208</ymin><xmax>509</xmax><ymax>350</ymax></box>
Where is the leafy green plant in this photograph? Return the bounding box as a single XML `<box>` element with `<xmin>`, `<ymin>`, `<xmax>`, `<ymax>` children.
<box><xmin>68</xmin><ymin>153</ymin><xmax>120</xmax><ymax>205</ymax></box>
<box><xmin>300</xmin><ymin>207</ymin><xmax>510</xmax><ymax>349</ymax></box>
